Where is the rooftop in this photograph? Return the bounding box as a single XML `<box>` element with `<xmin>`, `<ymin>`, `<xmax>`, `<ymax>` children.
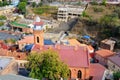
<box><xmin>90</xmin><ymin>63</ymin><xmax>106</xmax><ymax>80</ymax></box>
<box><xmin>95</xmin><ymin>49</ymin><xmax>114</xmax><ymax>58</ymax></box>
<box><xmin>0</xmin><ymin>74</ymin><xmax>38</xmax><ymax>80</ymax></box>
<box><xmin>68</xmin><ymin>39</ymin><xmax>94</xmax><ymax>53</ymax></box>
<box><xmin>0</xmin><ymin>57</ymin><xmax>13</xmax><ymax>71</ymax></box>
<box><xmin>108</xmin><ymin>54</ymin><xmax>120</xmax><ymax>67</ymax></box>
<box><xmin>32</xmin><ymin>45</ymin><xmax>90</xmax><ymax>67</ymax></box>
<box><xmin>101</xmin><ymin>39</ymin><xmax>116</xmax><ymax>45</ymax></box>
<box><xmin>0</xmin><ymin>32</ymin><xmax>21</xmax><ymax>40</ymax></box>
<box><xmin>10</xmin><ymin>22</ymin><xmax>28</xmax><ymax>28</ymax></box>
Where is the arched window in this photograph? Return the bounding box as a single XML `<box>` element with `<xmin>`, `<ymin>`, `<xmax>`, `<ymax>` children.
<box><xmin>69</xmin><ymin>70</ymin><xmax>71</xmax><ymax>78</ymax></box>
<box><xmin>77</xmin><ymin>70</ymin><xmax>82</xmax><ymax>79</ymax></box>
<box><xmin>37</xmin><ymin>37</ymin><xmax>39</xmax><ymax>43</ymax></box>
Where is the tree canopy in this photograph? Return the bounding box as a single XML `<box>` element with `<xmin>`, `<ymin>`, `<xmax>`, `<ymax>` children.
<box><xmin>113</xmin><ymin>71</ymin><xmax>120</xmax><ymax>80</ymax></box>
<box><xmin>26</xmin><ymin>50</ymin><xmax>69</xmax><ymax>80</ymax></box>
<box><xmin>18</xmin><ymin>2</ymin><xmax>26</xmax><ymax>14</ymax></box>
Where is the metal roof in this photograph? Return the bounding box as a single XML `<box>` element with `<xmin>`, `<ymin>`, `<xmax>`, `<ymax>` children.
<box><xmin>0</xmin><ymin>57</ymin><xmax>12</xmax><ymax>71</ymax></box>
<box><xmin>0</xmin><ymin>74</ymin><xmax>38</xmax><ymax>80</ymax></box>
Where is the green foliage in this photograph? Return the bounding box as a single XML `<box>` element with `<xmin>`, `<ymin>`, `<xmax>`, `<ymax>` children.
<box><xmin>101</xmin><ymin>0</ymin><xmax>107</xmax><ymax>6</ymax></box>
<box><xmin>33</xmin><ymin>5</ymin><xmax>57</xmax><ymax>15</ymax></box>
<box><xmin>0</xmin><ymin>15</ymin><xmax>7</xmax><ymax>20</ymax></box>
<box><xmin>0</xmin><ymin>0</ymin><xmax>9</xmax><ymax>7</ymax></box>
<box><xmin>93</xmin><ymin>7</ymin><xmax>104</xmax><ymax>12</ymax></box>
<box><xmin>91</xmin><ymin>0</ymin><xmax>98</xmax><ymax>5</ymax></box>
<box><xmin>82</xmin><ymin>11</ymin><xmax>89</xmax><ymax>17</ymax></box>
<box><xmin>32</xmin><ymin>2</ymin><xmax>36</xmax><ymax>8</ymax></box>
<box><xmin>26</xmin><ymin>50</ymin><xmax>69</xmax><ymax>80</ymax></box>
<box><xmin>113</xmin><ymin>71</ymin><xmax>120</xmax><ymax>80</ymax></box>
<box><xmin>0</xmin><ymin>22</ymin><xmax>4</xmax><ymax>26</ymax></box>
<box><xmin>18</xmin><ymin>2</ymin><xmax>26</xmax><ymax>14</ymax></box>
<box><xmin>114</xmin><ymin>7</ymin><xmax>120</xmax><ymax>18</ymax></box>
<box><xmin>100</xmin><ymin>14</ymin><xmax>119</xmax><ymax>27</ymax></box>
<box><xmin>20</xmin><ymin>0</ymin><xmax>27</xmax><ymax>3</ymax></box>
<box><xmin>4</xmin><ymin>38</ymin><xmax>16</xmax><ymax>44</ymax></box>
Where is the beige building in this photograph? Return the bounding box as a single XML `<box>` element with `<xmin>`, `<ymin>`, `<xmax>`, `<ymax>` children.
<box><xmin>100</xmin><ymin>39</ymin><xmax>116</xmax><ymax>51</ymax></box>
<box><xmin>0</xmin><ymin>5</ymin><xmax>15</xmax><ymax>16</ymax></box>
<box><xmin>95</xmin><ymin>49</ymin><xmax>114</xmax><ymax>67</ymax></box>
<box><xmin>108</xmin><ymin>54</ymin><xmax>120</xmax><ymax>72</ymax></box>
<box><xmin>57</xmin><ymin>5</ymin><xmax>85</xmax><ymax>22</ymax></box>
<box><xmin>0</xmin><ymin>56</ymin><xmax>18</xmax><ymax>75</ymax></box>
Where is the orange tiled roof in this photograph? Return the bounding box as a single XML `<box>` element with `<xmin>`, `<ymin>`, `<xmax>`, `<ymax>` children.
<box><xmin>95</xmin><ymin>49</ymin><xmax>114</xmax><ymax>58</ymax></box>
<box><xmin>18</xmin><ymin>36</ymin><xmax>34</xmax><ymax>44</ymax></box>
<box><xmin>68</xmin><ymin>39</ymin><xmax>94</xmax><ymax>53</ymax></box>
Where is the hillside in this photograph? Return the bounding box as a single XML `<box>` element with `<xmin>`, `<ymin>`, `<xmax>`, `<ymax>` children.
<box><xmin>71</xmin><ymin>4</ymin><xmax>120</xmax><ymax>41</ymax></box>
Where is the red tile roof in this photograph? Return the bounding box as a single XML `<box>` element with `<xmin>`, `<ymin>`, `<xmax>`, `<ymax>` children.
<box><xmin>95</xmin><ymin>49</ymin><xmax>114</xmax><ymax>58</ymax></box>
<box><xmin>34</xmin><ymin>21</ymin><xmax>44</xmax><ymax>26</ymax></box>
<box><xmin>32</xmin><ymin>45</ymin><xmax>90</xmax><ymax>67</ymax></box>
<box><xmin>108</xmin><ymin>54</ymin><xmax>120</xmax><ymax>67</ymax></box>
<box><xmin>90</xmin><ymin>63</ymin><xmax>106</xmax><ymax>80</ymax></box>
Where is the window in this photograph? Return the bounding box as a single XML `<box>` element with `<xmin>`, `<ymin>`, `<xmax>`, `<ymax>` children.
<box><xmin>77</xmin><ymin>70</ymin><xmax>82</xmax><ymax>79</ymax></box>
<box><xmin>37</xmin><ymin>37</ymin><xmax>39</xmax><ymax>43</ymax></box>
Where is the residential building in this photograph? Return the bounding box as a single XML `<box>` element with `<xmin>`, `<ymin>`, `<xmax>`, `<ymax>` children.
<box><xmin>95</xmin><ymin>49</ymin><xmax>114</xmax><ymax>66</ymax></box>
<box><xmin>0</xmin><ymin>56</ymin><xmax>18</xmax><ymax>75</ymax></box>
<box><xmin>57</xmin><ymin>5</ymin><xmax>85</xmax><ymax>22</ymax></box>
<box><xmin>107</xmin><ymin>54</ymin><xmax>120</xmax><ymax>72</ymax></box>
<box><xmin>100</xmin><ymin>39</ymin><xmax>116</xmax><ymax>51</ymax></box>
<box><xmin>27</xmin><ymin>0</ymin><xmax>41</xmax><ymax>4</ymax></box>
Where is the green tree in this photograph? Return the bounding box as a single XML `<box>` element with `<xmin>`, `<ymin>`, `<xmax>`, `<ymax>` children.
<box><xmin>20</xmin><ymin>0</ymin><xmax>27</xmax><ymax>3</ymax></box>
<box><xmin>113</xmin><ymin>71</ymin><xmax>120</xmax><ymax>80</ymax></box>
<box><xmin>18</xmin><ymin>2</ymin><xmax>26</xmax><ymax>14</ymax></box>
<box><xmin>0</xmin><ymin>1</ymin><xmax>2</xmax><ymax>7</ymax></box>
<box><xmin>3</xmin><ymin>0</ymin><xmax>8</xmax><ymax>6</ymax></box>
<box><xmin>32</xmin><ymin>2</ymin><xmax>36</xmax><ymax>8</ymax></box>
<box><xmin>26</xmin><ymin>50</ymin><xmax>69</xmax><ymax>80</ymax></box>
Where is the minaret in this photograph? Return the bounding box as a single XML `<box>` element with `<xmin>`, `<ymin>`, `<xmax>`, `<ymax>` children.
<box><xmin>33</xmin><ymin>16</ymin><xmax>44</xmax><ymax>46</ymax></box>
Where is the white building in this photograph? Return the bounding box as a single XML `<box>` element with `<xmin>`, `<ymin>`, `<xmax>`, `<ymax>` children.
<box><xmin>57</xmin><ymin>5</ymin><xmax>85</xmax><ymax>22</ymax></box>
<box><xmin>27</xmin><ymin>0</ymin><xmax>41</xmax><ymax>4</ymax></box>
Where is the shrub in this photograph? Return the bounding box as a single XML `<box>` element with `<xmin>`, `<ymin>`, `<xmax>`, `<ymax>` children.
<box><xmin>0</xmin><ymin>15</ymin><xmax>6</xmax><ymax>20</ymax></box>
<box><xmin>93</xmin><ymin>7</ymin><xmax>104</xmax><ymax>12</ymax></box>
<box><xmin>0</xmin><ymin>22</ymin><xmax>4</xmax><ymax>26</ymax></box>
<box><xmin>91</xmin><ymin>0</ymin><xmax>98</xmax><ymax>5</ymax></box>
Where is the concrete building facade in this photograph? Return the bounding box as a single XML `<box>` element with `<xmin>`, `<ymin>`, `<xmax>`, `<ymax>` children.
<box><xmin>57</xmin><ymin>5</ymin><xmax>85</xmax><ymax>22</ymax></box>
